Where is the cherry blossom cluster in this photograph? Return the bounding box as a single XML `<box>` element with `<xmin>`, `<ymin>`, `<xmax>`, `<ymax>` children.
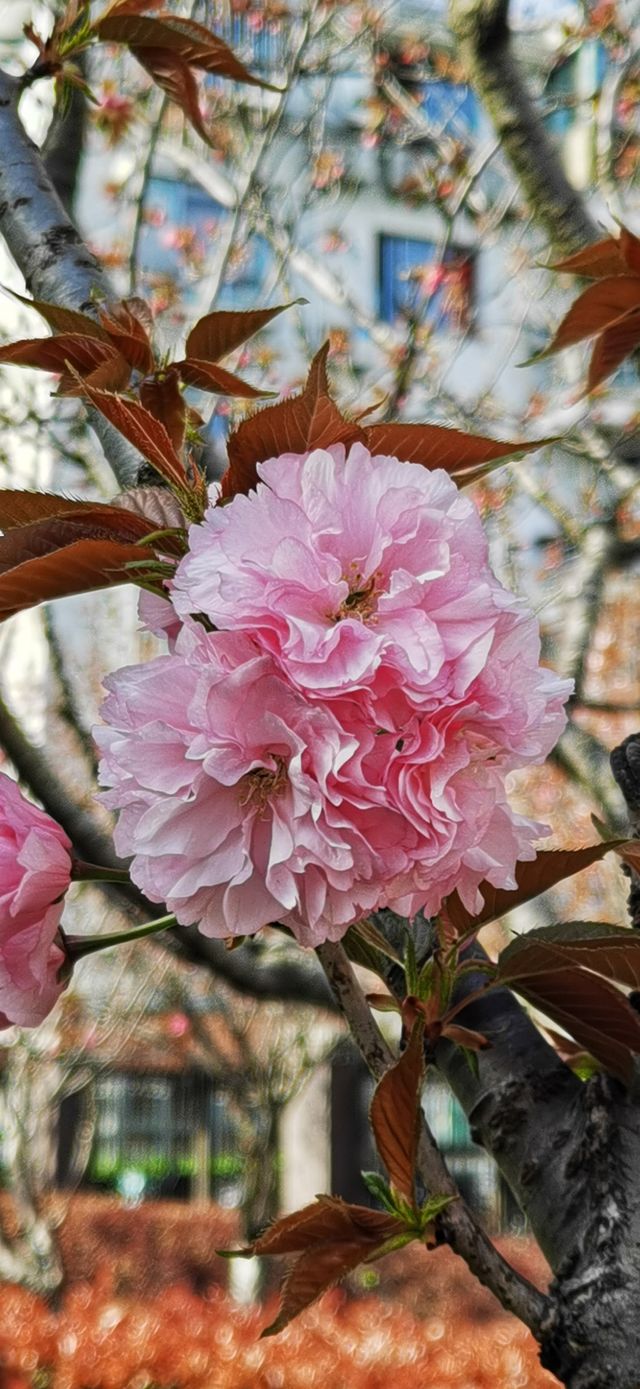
<box><xmin>97</xmin><ymin>445</ymin><xmax>571</xmax><ymax>947</ymax></box>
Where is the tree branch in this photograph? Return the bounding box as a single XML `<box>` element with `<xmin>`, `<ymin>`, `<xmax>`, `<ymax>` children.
<box><xmin>447</xmin><ymin>0</ymin><xmax>598</xmax><ymax>256</ymax></box>
<box><xmin>316</xmin><ymin>940</ymin><xmax>549</xmax><ymax>1335</ymax></box>
<box><xmin>610</xmin><ymin>732</ymin><xmax>640</xmax><ymax>929</ymax></box>
<box><xmin>0</xmin><ymin>69</ymin><xmax>140</xmax><ymax>488</ymax></box>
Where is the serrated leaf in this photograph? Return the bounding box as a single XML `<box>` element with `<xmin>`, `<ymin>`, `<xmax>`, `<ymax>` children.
<box><xmin>369</xmin><ymin>1024</ymin><xmax>424</xmax><ymax>1204</ymax></box>
<box><xmin>0</xmin><ymin>334</ymin><xmax>125</xmax><ymax>381</ymax></box>
<box><xmin>0</xmin><ymin>492</ymin><xmax>154</xmax><ymax>540</ymax></box>
<box><xmin>93</xmin><ymin>13</ymin><xmax>278</xmax><ymax>145</ymax></box>
<box><xmin>134</xmin><ymin>45</ymin><xmax>212</xmax><ymax>143</ymax></box>
<box><xmin>585</xmin><ymin>311</ymin><xmax>640</xmax><ymax>393</ymax></box>
<box><xmin>225</xmin><ymin>1196</ymin><xmax>402</xmax><ymax>1336</ymax></box>
<box><xmin>535</xmin><ymin>278</ymin><xmax>640</xmax><ymax>360</ymax></box>
<box><xmin>140</xmin><ymin>368</ymin><xmax>186</xmax><ymax>453</ymax></box>
<box><xmin>361</xmin><ymin>1171</ymin><xmax>397</xmax><ymax>1211</ymax></box>
<box><xmin>0</xmin><ymin>538</ymin><xmax>153</xmax><ymax>620</ymax></box>
<box><xmin>496</xmin><ymin>941</ymin><xmax>640</xmax><ymax>1084</ymax></box>
<box><xmin>501</xmin><ymin>921</ymin><xmax>640</xmax><ymax>991</ymax></box>
<box><xmin>185</xmin><ymin>302</ymin><xmax>303</xmax><ymax>364</ymax></box>
<box><xmin>177</xmin><ymin>358</ymin><xmax>274</xmax><ymax>398</ymax></box>
<box><xmin>550</xmin><ymin>238</ymin><xmax>627</xmax><ymax>278</ymax></box>
<box><xmin>361</xmin><ymin>422</ymin><xmax>552</xmax><ymax>476</ymax></box>
<box><xmin>71</xmin><ymin>377</ymin><xmax>187</xmax><ymax>488</ymax></box>
<box><xmin>1</xmin><ymin>286</ymin><xmax>109</xmax><ymax>340</ymax></box>
<box><xmin>98</xmin><ymin>298</ymin><xmax>154</xmax><ymax>375</ymax></box>
<box><xmin>439</xmin><ymin>841</ymin><xmax>638</xmax><ymax>938</ymax></box>
<box><xmin>222</xmin><ymin>343</ymin><xmax>360</xmax><ymax>499</ymax></box>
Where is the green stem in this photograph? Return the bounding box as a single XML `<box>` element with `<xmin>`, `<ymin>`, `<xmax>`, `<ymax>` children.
<box><xmin>71</xmin><ymin>860</ymin><xmax>132</xmax><ymax>885</ymax></box>
<box><xmin>64</xmin><ymin>914</ymin><xmax>177</xmax><ymax>960</ymax></box>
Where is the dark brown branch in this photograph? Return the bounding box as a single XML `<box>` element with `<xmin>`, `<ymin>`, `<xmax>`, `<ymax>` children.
<box><xmin>610</xmin><ymin>732</ymin><xmax>640</xmax><ymax>929</ymax></box>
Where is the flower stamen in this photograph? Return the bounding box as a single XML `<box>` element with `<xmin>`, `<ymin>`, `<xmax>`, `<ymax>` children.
<box><xmin>238</xmin><ymin>756</ymin><xmax>288</xmax><ymax>814</ymax></box>
<box><xmin>334</xmin><ymin>567</ymin><xmax>381</xmax><ymax>623</ymax></box>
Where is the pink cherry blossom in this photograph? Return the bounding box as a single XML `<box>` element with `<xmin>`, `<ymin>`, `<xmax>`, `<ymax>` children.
<box><xmin>172</xmin><ymin>444</ymin><xmax>519</xmax><ymax>708</ymax></box>
<box><xmin>0</xmin><ymin>773</ymin><xmax>72</xmax><ymax>1028</ymax></box>
<box><xmin>97</xmin><ymin>626</ymin><xmax>418</xmax><ymax>946</ymax></box>
<box><xmin>98</xmin><ymin>441</ymin><xmax>571</xmax><ymax>941</ymax></box>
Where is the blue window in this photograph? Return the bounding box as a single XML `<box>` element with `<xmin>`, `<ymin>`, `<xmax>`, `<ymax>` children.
<box><xmin>418</xmin><ymin>80</ymin><xmax>477</xmax><ymax>137</ymax></box>
<box><xmin>544</xmin><ymin>55</ymin><xmax>577</xmax><ymax>136</ymax></box>
<box><xmin>139</xmin><ymin>176</ymin><xmax>270</xmax><ymax>309</ymax></box>
<box><xmin>379</xmin><ymin>234</ymin><xmax>474</xmax><ymax>330</ymax></box>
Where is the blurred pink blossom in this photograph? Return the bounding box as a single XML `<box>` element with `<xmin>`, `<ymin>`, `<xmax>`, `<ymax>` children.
<box><xmin>0</xmin><ymin>774</ymin><xmax>72</xmax><ymax>1028</ymax></box>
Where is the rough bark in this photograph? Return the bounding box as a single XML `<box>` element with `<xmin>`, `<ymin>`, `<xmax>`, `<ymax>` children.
<box><xmin>0</xmin><ymin>69</ymin><xmax>141</xmax><ymax>487</ymax></box>
<box><xmin>372</xmin><ymin>895</ymin><xmax>640</xmax><ymax>1388</ymax></box>
<box><xmin>610</xmin><ymin>733</ymin><xmax>640</xmax><ymax>930</ymax></box>
<box><xmin>447</xmin><ymin>0</ymin><xmax>598</xmax><ymax>257</ymax></box>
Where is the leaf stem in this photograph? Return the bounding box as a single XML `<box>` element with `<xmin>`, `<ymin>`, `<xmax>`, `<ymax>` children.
<box><xmin>71</xmin><ymin>859</ymin><xmax>132</xmax><ymax>884</ymax></box>
<box><xmin>64</xmin><ymin>913</ymin><xmax>176</xmax><ymax>960</ymax></box>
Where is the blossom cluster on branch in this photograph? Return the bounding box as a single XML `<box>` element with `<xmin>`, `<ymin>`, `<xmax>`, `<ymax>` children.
<box><xmin>97</xmin><ymin>444</ymin><xmax>571</xmax><ymax>946</ymax></box>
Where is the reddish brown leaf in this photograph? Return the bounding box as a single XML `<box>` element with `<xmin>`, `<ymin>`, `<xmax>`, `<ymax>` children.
<box><xmin>263</xmin><ymin>1240</ymin><xmax>384</xmax><ymax>1336</ymax></box>
<box><xmin>586</xmin><ymin>312</ymin><xmax>640</xmax><ymax>393</ymax></box>
<box><xmin>501</xmin><ymin>921</ymin><xmax>640</xmax><ymax>992</ymax></box>
<box><xmin>538</xmin><ymin>278</ymin><xmax>640</xmax><ymax>358</ymax></box>
<box><xmin>0</xmin><ymin>334</ymin><xmax>125</xmax><ymax>380</ymax></box>
<box><xmin>439</xmin><ymin>841</ymin><xmax>637</xmax><ymax>938</ymax></box>
<box><xmin>0</xmin><ymin>538</ymin><xmax>153</xmax><ymax>620</ymax></box>
<box><xmin>0</xmin><ymin>492</ymin><xmax>155</xmax><ymax>540</ymax></box>
<box><xmin>369</xmin><ymin>1025</ymin><xmax>424</xmax><ymax>1203</ymax></box>
<box><xmin>550</xmin><ymin>237</ymin><xmax>627</xmax><ymax>278</ymax></box>
<box><xmin>231</xmin><ymin>1196</ymin><xmax>401</xmax><ymax>1335</ymax></box>
<box><xmin>58</xmin><ymin>353</ymin><xmax>132</xmax><ymax>397</ymax></box>
<box><xmin>185</xmin><ymin>302</ymin><xmax>302</xmax><ymax>364</ymax></box>
<box><xmin>134</xmin><ymin>46</ymin><xmax>211</xmax><ymax>143</ymax></box>
<box><xmin>496</xmin><ymin>942</ymin><xmax>640</xmax><ymax>1084</ymax></box>
<box><xmin>73</xmin><ymin>379</ymin><xmax>187</xmax><ymax>488</ymax></box>
<box><xmin>140</xmin><ymin>369</ymin><xmax>187</xmax><ymax>452</ymax></box>
<box><xmin>619</xmin><ymin>228</ymin><xmax>640</xmax><ymax>275</ymax></box>
<box><xmin>2</xmin><ymin>287</ymin><xmax>109</xmax><ymax>341</ymax></box>
<box><xmin>94</xmin><ymin>14</ymin><xmax>276</xmax><ymax>87</ymax></box>
<box><xmin>98</xmin><ymin>299</ymin><xmax>154</xmax><ymax>375</ymax></box>
<box><xmin>222</xmin><ymin>343</ymin><xmax>361</xmax><ymax>498</ymax></box>
<box><xmin>177</xmin><ymin>358</ymin><xmax>274</xmax><ymax>399</ymax></box>
<box><xmin>361</xmin><ymin>422</ymin><xmax>551</xmax><ymax>476</ymax></box>
<box><xmin>441</xmin><ymin>1023</ymin><xmax>490</xmax><ymax>1051</ymax></box>
<box><xmin>249</xmin><ymin>1196</ymin><xmax>399</xmax><ymax>1258</ymax></box>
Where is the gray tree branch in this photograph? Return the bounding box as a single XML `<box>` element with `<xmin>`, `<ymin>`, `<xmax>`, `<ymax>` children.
<box><xmin>0</xmin><ymin>69</ymin><xmax>140</xmax><ymax>488</ymax></box>
<box><xmin>447</xmin><ymin>0</ymin><xmax>598</xmax><ymax>257</ymax></box>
